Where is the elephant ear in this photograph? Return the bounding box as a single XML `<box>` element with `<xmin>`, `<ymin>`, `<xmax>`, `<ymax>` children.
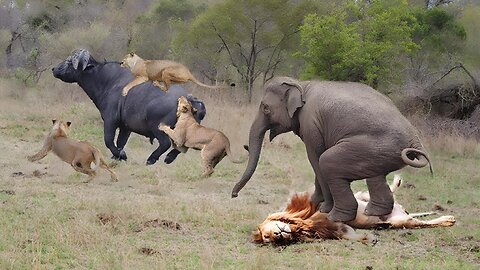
<box><xmin>71</xmin><ymin>49</ymin><xmax>91</xmax><ymax>71</ymax></box>
<box><xmin>282</xmin><ymin>79</ymin><xmax>304</xmax><ymax>118</ymax></box>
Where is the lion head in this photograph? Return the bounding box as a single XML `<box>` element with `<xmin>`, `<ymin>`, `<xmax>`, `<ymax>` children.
<box><xmin>177</xmin><ymin>96</ymin><xmax>197</xmax><ymax>118</ymax></box>
<box><xmin>120</xmin><ymin>52</ymin><xmax>143</xmax><ymax>69</ymax></box>
<box><xmin>51</xmin><ymin>119</ymin><xmax>71</xmax><ymax>138</ymax></box>
<box><xmin>252</xmin><ymin>192</ymin><xmax>342</xmax><ymax>245</ymax></box>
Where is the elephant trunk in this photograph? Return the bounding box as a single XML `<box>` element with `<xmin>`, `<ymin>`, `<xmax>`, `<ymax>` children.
<box><xmin>232</xmin><ymin>112</ymin><xmax>269</xmax><ymax>198</ymax></box>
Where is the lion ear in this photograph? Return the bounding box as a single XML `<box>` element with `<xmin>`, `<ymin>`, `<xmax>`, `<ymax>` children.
<box><xmin>52</xmin><ymin>119</ymin><xmax>57</xmax><ymax>124</ymax></box>
<box><xmin>66</xmin><ymin>121</ymin><xmax>72</xmax><ymax>127</ymax></box>
<box><xmin>129</xmin><ymin>52</ymin><xmax>135</xmax><ymax>56</ymax></box>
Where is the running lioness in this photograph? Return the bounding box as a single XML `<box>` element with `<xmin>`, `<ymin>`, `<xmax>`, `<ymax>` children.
<box><xmin>120</xmin><ymin>53</ymin><xmax>216</xmax><ymax>95</ymax></box>
<box><xmin>28</xmin><ymin>120</ymin><xmax>118</xmax><ymax>182</ymax></box>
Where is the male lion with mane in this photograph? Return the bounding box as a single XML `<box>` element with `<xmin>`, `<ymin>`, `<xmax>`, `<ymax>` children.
<box><xmin>121</xmin><ymin>53</ymin><xmax>217</xmax><ymax>95</ymax></box>
<box><xmin>28</xmin><ymin>120</ymin><xmax>118</xmax><ymax>182</ymax></box>
<box><xmin>159</xmin><ymin>96</ymin><xmax>241</xmax><ymax>177</ymax></box>
<box><xmin>254</xmin><ymin>175</ymin><xmax>455</xmax><ymax>245</ymax></box>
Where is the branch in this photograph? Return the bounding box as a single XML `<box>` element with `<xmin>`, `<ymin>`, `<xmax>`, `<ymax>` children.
<box><xmin>211</xmin><ymin>23</ymin><xmax>246</xmax><ymax>81</ymax></box>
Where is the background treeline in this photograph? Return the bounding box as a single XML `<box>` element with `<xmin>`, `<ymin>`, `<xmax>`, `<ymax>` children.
<box><xmin>1</xmin><ymin>0</ymin><xmax>479</xmax><ymax>114</ymax></box>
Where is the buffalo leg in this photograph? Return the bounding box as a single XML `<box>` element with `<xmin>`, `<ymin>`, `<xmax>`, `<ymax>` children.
<box><xmin>364</xmin><ymin>175</ymin><xmax>394</xmax><ymax>216</ymax></box>
<box><xmin>115</xmin><ymin>128</ymin><xmax>130</xmax><ymax>160</ymax></box>
<box><xmin>104</xmin><ymin>121</ymin><xmax>123</xmax><ymax>160</ymax></box>
<box><xmin>146</xmin><ymin>133</ymin><xmax>172</xmax><ymax>165</ymax></box>
<box><xmin>164</xmin><ymin>149</ymin><xmax>181</xmax><ymax>164</ymax></box>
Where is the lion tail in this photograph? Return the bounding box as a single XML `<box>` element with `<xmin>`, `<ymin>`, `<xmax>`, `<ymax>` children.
<box><xmin>92</xmin><ymin>148</ymin><xmax>101</xmax><ymax>171</ymax></box>
<box><xmin>190</xmin><ymin>77</ymin><xmax>218</xmax><ymax>89</ymax></box>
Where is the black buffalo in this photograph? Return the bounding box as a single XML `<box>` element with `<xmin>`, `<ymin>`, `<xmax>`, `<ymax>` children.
<box><xmin>52</xmin><ymin>49</ymin><xmax>206</xmax><ymax>165</ymax></box>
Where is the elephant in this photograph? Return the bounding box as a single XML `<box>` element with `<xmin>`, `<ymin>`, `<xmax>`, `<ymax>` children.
<box><xmin>231</xmin><ymin>77</ymin><xmax>432</xmax><ymax>222</ymax></box>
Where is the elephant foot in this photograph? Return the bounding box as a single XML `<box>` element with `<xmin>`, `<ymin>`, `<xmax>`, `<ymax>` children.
<box><xmin>318</xmin><ymin>201</ymin><xmax>334</xmax><ymax>213</ymax></box>
<box><xmin>328</xmin><ymin>207</ymin><xmax>357</xmax><ymax>222</ymax></box>
<box><xmin>364</xmin><ymin>201</ymin><xmax>394</xmax><ymax>217</ymax></box>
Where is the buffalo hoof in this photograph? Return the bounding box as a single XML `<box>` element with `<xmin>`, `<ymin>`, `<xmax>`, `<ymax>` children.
<box><xmin>327</xmin><ymin>207</ymin><xmax>357</xmax><ymax>222</ymax></box>
<box><xmin>146</xmin><ymin>159</ymin><xmax>157</xmax><ymax>165</ymax></box>
<box><xmin>164</xmin><ymin>155</ymin><xmax>175</xmax><ymax>164</ymax></box>
<box><xmin>364</xmin><ymin>201</ymin><xmax>393</xmax><ymax>217</ymax></box>
<box><xmin>119</xmin><ymin>150</ymin><xmax>127</xmax><ymax>161</ymax></box>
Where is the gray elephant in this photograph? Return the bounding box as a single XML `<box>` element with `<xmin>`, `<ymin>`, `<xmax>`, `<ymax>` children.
<box><xmin>231</xmin><ymin>77</ymin><xmax>432</xmax><ymax>222</ymax></box>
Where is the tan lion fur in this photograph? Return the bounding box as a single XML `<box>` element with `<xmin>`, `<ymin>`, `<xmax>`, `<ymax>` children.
<box><xmin>253</xmin><ymin>175</ymin><xmax>455</xmax><ymax>245</ymax></box>
<box><xmin>120</xmin><ymin>53</ymin><xmax>216</xmax><ymax>96</ymax></box>
<box><xmin>159</xmin><ymin>96</ymin><xmax>241</xmax><ymax>177</ymax></box>
<box><xmin>28</xmin><ymin>120</ymin><xmax>118</xmax><ymax>182</ymax></box>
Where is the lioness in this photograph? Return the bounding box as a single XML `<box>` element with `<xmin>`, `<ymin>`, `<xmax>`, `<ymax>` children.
<box><xmin>159</xmin><ymin>96</ymin><xmax>240</xmax><ymax>177</ymax></box>
<box><xmin>28</xmin><ymin>120</ymin><xmax>118</xmax><ymax>182</ymax></box>
<box><xmin>120</xmin><ymin>53</ymin><xmax>216</xmax><ymax>96</ymax></box>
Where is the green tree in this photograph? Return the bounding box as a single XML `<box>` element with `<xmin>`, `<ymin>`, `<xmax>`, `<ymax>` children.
<box><xmin>299</xmin><ymin>0</ymin><xmax>418</xmax><ymax>87</ymax></box>
<box><xmin>174</xmin><ymin>0</ymin><xmax>320</xmax><ymax>102</ymax></box>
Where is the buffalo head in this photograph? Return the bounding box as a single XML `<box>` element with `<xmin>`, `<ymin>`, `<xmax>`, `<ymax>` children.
<box><xmin>52</xmin><ymin>49</ymin><xmax>95</xmax><ymax>83</ymax></box>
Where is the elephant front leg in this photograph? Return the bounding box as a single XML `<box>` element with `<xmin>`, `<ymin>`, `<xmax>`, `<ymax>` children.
<box><xmin>364</xmin><ymin>175</ymin><xmax>394</xmax><ymax>216</ymax></box>
<box><xmin>318</xmin><ymin>147</ymin><xmax>358</xmax><ymax>222</ymax></box>
<box><xmin>306</xmin><ymin>144</ymin><xmax>332</xmax><ymax>212</ymax></box>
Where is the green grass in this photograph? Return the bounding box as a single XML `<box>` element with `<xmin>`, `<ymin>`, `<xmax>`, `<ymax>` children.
<box><xmin>0</xmin><ymin>82</ymin><xmax>479</xmax><ymax>269</ymax></box>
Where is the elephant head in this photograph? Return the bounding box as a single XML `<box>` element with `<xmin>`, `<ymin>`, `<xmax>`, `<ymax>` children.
<box><xmin>232</xmin><ymin>77</ymin><xmax>305</xmax><ymax>197</ymax></box>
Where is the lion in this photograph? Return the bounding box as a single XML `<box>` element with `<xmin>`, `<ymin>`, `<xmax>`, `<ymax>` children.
<box><xmin>120</xmin><ymin>53</ymin><xmax>216</xmax><ymax>96</ymax></box>
<box><xmin>253</xmin><ymin>175</ymin><xmax>455</xmax><ymax>245</ymax></box>
<box><xmin>159</xmin><ymin>96</ymin><xmax>241</xmax><ymax>177</ymax></box>
<box><xmin>28</xmin><ymin>120</ymin><xmax>118</xmax><ymax>182</ymax></box>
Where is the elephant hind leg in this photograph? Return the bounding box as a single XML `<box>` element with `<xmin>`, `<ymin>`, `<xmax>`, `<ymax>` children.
<box><xmin>364</xmin><ymin>175</ymin><xmax>394</xmax><ymax>216</ymax></box>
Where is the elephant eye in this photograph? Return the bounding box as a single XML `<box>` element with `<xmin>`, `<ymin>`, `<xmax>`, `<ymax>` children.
<box><xmin>261</xmin><ymin>103</ymin><xmax>270</xmax><ymax>114</ymax></box>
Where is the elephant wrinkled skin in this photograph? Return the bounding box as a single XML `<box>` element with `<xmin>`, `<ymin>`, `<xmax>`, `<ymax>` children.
<box><xmin>232</xmin><ymin>77</ymin><xmax>432</xmax><ymax>222</ymax></box>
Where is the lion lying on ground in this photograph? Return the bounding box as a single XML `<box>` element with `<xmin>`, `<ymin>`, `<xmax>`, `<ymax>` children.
<box><xmin>159</xmin><ymin>96</ymin><xmax>241</xmax><ymax>177</ymax></box>
<box><xmin>253</xmin><ymin>175</ymin><xmax>455</xmax><ymax>245</ymax></box>
<box><xmin>120</xmin><ymin>53</ymin><xmax>217</xmax><ymax>96</ymax></box>
<box><xmin>28</xmin><ymin>120</ymin><xmax>118</xmax><ymax>182</ymax></box>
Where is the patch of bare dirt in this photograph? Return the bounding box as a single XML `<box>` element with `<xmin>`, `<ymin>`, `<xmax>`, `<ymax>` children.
<box><xmin>134</xmin><ymin>218</ymin><xmax>181</xmax><ymax>232</ymax></box>
<box><xmin>97</xmin><ymin>213</ymin><xmax>118</xmax><ymax>225</ymax></box>
<box><xmin>139</xmin><ymin>247</ymin><xmax>159</xmax><ymax>256</ymax></box>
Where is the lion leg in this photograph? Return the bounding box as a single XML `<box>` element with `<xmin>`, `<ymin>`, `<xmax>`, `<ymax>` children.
<box><xmin>389</xmin><ymin>215</ymin><xmax>456</xmax><ymax>229</ymax></box>
<box><xmin>200</xmin><ymin>150</ymin><xmax>215</xmax><ymax>178</ymax></box>
<box><xmin>159</xmin><ymin>124</ymin><xmax>185</xmax><ymax>146</ymax></box>
<box><xmin>339</xmin><ymin>223</ymin><xmax>377</xmax><ymax>245</ymax></box>
<box><xmin>122</xmin><ymin>76</ymin><xmax>148</xmax><ymax>96</ymax></box>
<box><xmin>99</xmin><ymin>157</ymin><xmax>118</xmax><ymax>182</ymax></box>
<box><xmin>71</xmin><ymin>158</ymin><xmax>96</xmax><ymax>182</ymax></box>
<box><xmin>28</xmin><ymin>136</ymin><xmax>53</xmax><ymax>162</ymax></box>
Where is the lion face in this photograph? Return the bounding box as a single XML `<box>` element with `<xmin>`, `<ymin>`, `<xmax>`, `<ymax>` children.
<box><xmin>51</xmin><ymin>119</ymin><xmax>71</xmax><ymax>137</ymax></box>
<box><xmin>253</xmin><ymin>220</ymin><xmax>293</xmax><ymax>244</ymax></box>
<box><xmin>177</xmin><ymin>96</ymin><xmax>196</xmax><ymax>117</ymax></box>
<box><xmin>120</xmin><ymin>52</ymin><xmax>142</xmax><ymax>69</ymax></box>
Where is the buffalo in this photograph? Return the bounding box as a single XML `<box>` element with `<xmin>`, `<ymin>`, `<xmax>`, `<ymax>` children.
<box><xmin>52</xmin><ymin>49</ymin><xmax>206</xmax><ymax>165</ymax></box>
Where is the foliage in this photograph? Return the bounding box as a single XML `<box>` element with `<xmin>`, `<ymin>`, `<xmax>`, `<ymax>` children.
<box><xmin>173</xmin><ymin>0</ymin><xmax>320</xmax><ymax>102</ymax></box>
<box><xmin>298</xmin><ymin>0</ymin><xmax>418</xmax><ymax>87</ymax></box>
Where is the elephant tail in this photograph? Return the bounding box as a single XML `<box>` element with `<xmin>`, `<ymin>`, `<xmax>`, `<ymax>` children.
<box><xmin>401</xmin><ymin>148</ymin><xmax>433</xmax><ymax>176</ymax></box>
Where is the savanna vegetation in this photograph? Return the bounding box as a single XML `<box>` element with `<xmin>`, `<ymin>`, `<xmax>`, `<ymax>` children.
<box><xmin>0</xmin><ymin>0</ymin><xmax>479</xmax><ymax>269</ymax></box>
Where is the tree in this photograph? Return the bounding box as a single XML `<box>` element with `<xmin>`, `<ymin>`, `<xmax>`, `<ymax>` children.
<box><xmin>298</xmin><ymin>0</ymin><xmax>418</xmax><ymax>88</ymax></box>
<box><xmin>174</xmin><ymin>0</ymin><xmax>317</xmax><ymax>103</ymax></box>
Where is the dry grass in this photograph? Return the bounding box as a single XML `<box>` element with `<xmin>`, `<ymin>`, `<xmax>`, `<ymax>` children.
<box><xmin>0</xmin><ymin>77</ymin><xmax>479</xmax><ymax>269</ymax></box>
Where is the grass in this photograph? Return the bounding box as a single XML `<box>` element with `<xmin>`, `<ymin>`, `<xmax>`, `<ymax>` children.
<box><xmin>0</xmin><ymin>77</ymin><xmax>479</xmax><ymax>269</ymax></box>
